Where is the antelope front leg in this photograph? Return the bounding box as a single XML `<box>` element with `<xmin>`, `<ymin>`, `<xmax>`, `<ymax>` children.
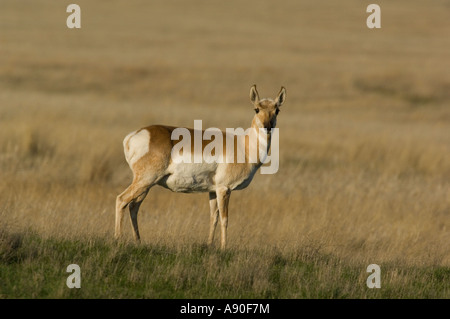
<box><xmin>216</xmin><ymin>187</ymin><xmax>231</xmax><ymax>250</ymax></box>
<box><xmin>208</xmin><ymin>192</ymin><xmax>219</xmax><ymax>246</ymax></box>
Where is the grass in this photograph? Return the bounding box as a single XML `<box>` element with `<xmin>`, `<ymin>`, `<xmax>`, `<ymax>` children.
<box><xmin>1</xmin><ymin>229</ymin><xmax>448</xmax><ymax>299</ymax></box>
<box><xmin>0</xmin><ymin>0</ymin><xmax>449</xmax><ymax>298</ymax></box>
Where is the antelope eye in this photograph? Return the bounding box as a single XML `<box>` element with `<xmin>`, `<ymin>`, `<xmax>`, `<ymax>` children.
<box><xmin>255</xmin><ymin>108</ymin><xmax>260</xmax><ymax>114</ymax></box>
<box><xmin>275</xmin><ymin>109</ymin><xmax>280</xmax><ymax>115</ymax></box>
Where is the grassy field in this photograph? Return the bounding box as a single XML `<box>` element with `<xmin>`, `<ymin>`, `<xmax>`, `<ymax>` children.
<box><xmin>0</xmin><ymin>0</ymin><xmax>449</xmax><ymax>298</ymax></box>
<box><xmin>1</xmin><ymin>229</ymin><xmax>448</xmax><ymax>299</ymax></box>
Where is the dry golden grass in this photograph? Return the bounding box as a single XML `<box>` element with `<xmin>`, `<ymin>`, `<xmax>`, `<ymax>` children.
<box><xmin>0</xmin><ymin>0</ymin><xmax>449</xmax><ymax>290</ymax></box>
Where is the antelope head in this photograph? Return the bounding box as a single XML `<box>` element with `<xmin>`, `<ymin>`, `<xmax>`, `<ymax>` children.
<box><xmin>250</xmin><ymin>84</ymin><xmax>286</xmax><ymax>131</ymax></box>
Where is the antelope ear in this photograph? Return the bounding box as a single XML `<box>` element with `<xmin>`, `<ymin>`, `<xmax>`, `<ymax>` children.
<box><xmin>275</xmin><ymin>86</ymin><xmax>286</xmax><ymax>107</ymax></box>
<box><xmin>250</xmin><ymin>85</ymin><xmax>260</xmax><ymax>105</ymax></box>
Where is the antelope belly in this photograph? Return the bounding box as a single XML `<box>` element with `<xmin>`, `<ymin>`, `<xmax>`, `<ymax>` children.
<box><xmin>159</xmin><ymin>162</ymin><xmax>217</xmax><ymax>193</ymax></box>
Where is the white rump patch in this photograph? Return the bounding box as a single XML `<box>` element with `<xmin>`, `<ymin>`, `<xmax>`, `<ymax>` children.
<box><xmin>123</xmin><ymin>129</ymin><xmax>150</xmax><ymax>167</ymax></box>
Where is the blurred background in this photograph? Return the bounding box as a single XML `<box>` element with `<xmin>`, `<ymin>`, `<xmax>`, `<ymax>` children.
<box><xmin>0</xmin><ymin>0</ymin><xmax>449</xmax><ymax>266</ymax></box>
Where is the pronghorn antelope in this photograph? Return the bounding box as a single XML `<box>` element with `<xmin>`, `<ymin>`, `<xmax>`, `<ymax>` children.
<box><xmin>115</xmin><ymin>85</ymin><xmax>286</xmax><ymax>249</ymax></box>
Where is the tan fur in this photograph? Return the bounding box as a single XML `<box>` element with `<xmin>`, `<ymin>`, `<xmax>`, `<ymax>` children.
<box><xmin>115</xmin><ymin>85</ymin><xmax>286</xmax><ymax>249</ymax></box>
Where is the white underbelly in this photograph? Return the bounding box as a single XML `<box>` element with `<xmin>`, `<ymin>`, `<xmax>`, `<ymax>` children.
<box><xmin>159</xmin><ymin>162</ymin><xmax>217</xmax><ymax>193</ymax></box>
